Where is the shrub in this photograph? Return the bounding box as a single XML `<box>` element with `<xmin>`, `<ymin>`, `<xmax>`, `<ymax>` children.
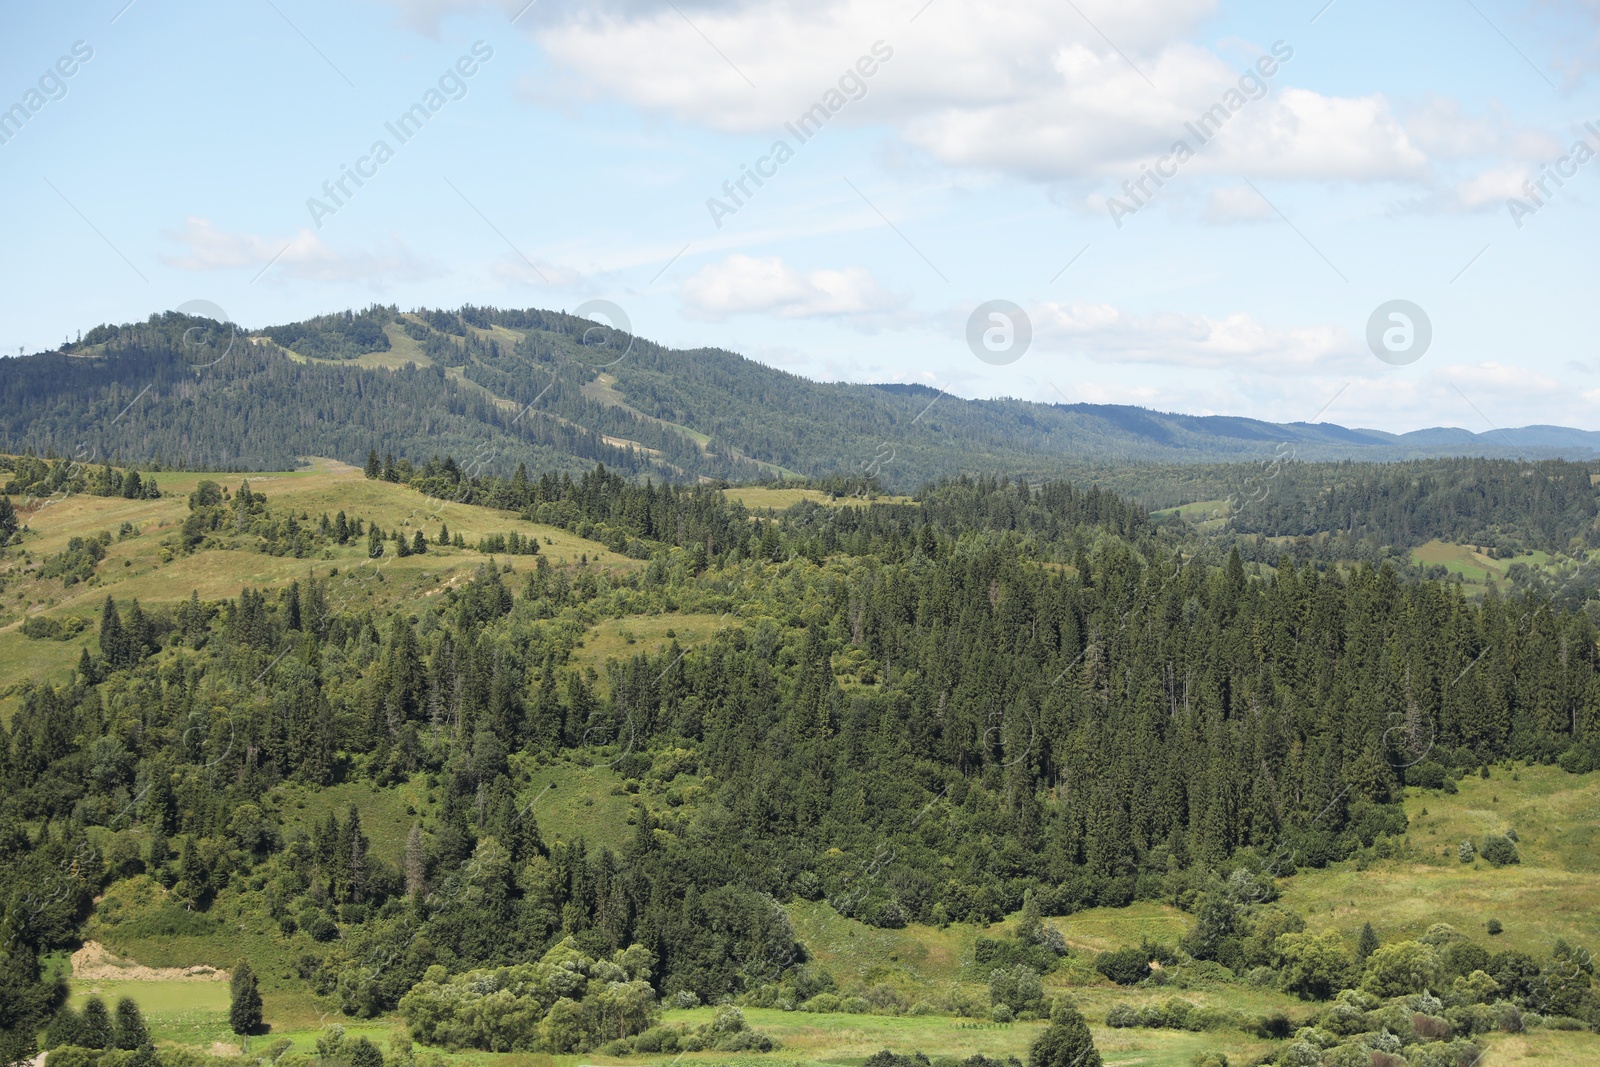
<box><xmin>1363</xmin><ymin>941</ymin><xmax>1443</xmax><ymax>998</ymax></box>
<box><xmin>1105</xmin><ymin>1004</ymin><xmax>1138</xmax><ymax>1028</ymax></box>
<box><xmin>1478</xmin><ymin>835</ymin><xmax>1520</xmax><ymax>866</ymax></box>
<box><xmin>1094</xmin><ymin>948</ymin><xmax>1150</xmax><ymax>986</ymax></box>
<box><xmin>804</xmin><ymin>993</ymin><xmax>841</xmax><ymax>1013</ymax></box>
<box><xmin>989</xmin><ymin>965</ymin><xmax>1044</xmax><ymax>1014</ymax></box>
<box><xmin>1276</xmin><ymin>929</ymin><xmax>1354</xmax><ymax>1000</ymax></box>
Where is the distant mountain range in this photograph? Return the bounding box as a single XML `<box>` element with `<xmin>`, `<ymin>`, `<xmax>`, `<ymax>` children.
<box><xmin>0</xmin><ymin>305</ymin><xmax>1595</xmax><ymax>491</ymax></box>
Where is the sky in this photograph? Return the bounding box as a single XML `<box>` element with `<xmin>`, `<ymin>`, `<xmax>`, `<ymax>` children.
<box><xmin>3</xmin><ymin>0</ymin><xmax>1600</xmax><ymax>434</ymax></box>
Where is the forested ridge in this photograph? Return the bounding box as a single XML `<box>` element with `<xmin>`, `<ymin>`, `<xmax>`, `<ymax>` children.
<box><xmin>2</xmin><ymin>306</ymin><xmax>1595</xmax><ymax>492</ymax></box>
<box><xmin>2</xmin><ymin>464</ymin><xmax>1598</xmax><ymax>1064</ymax></box>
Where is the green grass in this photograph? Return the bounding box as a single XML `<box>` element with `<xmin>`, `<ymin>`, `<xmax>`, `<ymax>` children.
<box><xmin>0</xmin><ymin>463</ymin><xmax>640</xmax><ymax>707</ymax></box>
<box><xmin>1049</xmin><ymin>902</ymin><xmax>1193</xmax><ymax>957</ymax></box>
<box><xmin>786</xmin><ymin>901</ymin><xmax>975</xmax><ymax>992</ymax></box>
<box><xmin>69</xmin><ymin>980</ymin><xmax>235</xmax><ymax>1047</ymax></box>
<box><xmin>572</xmin><ymin>612</ymin><xmax>729</xmax><ymax>681</ymax></box>
<box><xmin>720</xmin><ymin>488</ymin><xmax>917</xmax><ymax>512</ymax></box>
<box><xmin>514</xmin><ymin>759</ymin><xmax>637</xmax><ymax>852</ymax></box>
<box><xmin>278</xmin><ymin>779</ymin><xmax>428</xmax><ymax>867</ymax></box>
<box><xmin>1279</xmin><ymin>765</ymin><xmax>1600</xmax><ymax>956</ymax></box>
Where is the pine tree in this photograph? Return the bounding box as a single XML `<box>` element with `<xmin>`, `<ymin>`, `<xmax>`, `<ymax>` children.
<box><xmin>364</xmin><ymin>449</ymin><xmax>381</xmax><ymax>479</ymax></box>
<box><xmin>1029</xmin><ymin>1001</ymin><xmax>1102</xmax><ymax>1067</ymax></box>
<box><xmin>80</xmin><ymin>996</ymin><xmax>114</xmax><ymax>1049</ymax></box>
<box><xmin>412</xmin><ymin>530</ymin><xmax>427</xmax><ymax>555</ymax></box>
<box><xmin>368</xmin><ymin>524</ymin><xmax>384</xmax><ymax>559</ymax></box>
<box><xmin>43</xmin><ymin>1005</ymin><xmax>85</xmax><ymax>1050</ymax></box>
<box><xmin>437</xmin><ymin>523</ymin><xmax>449</xmax><ymax>545</ymax></box>
<box><xmin>113</xmin><ymin>997</ymin><xmax>149</xmax><ymax>1050</ymax></box>
<box><xmin>229</xmin><ymin>961</ymin><xmax>263</xmax><ymax>1035</ymax></box>
<box><xmin>121</xmin><ymin>470</ymin><xmax>142</xmax><ymax>499</ymax></box>
<box><xmin>99</xmin><ymin>596</ymin><xmax>126</xmax><ymax>668</ymax></box>
<box><xmin>0</xmin><ymin>494</ymin><xmax>18</xmax><ymax>541</ymax></box>
<box><xmin>1357</xmin><ymin>921</ymin><xmax>1379</xmax><ymax>960</ymax></box>
<box><xmin>1017</xmin><ymin>888</ymin><xmax>1044</xmax><ymax>946</ymax></box>
<box><xmin>123</xmin><ymin>599</ymin><xmax>151</xmax><ymax>662</ymax></box>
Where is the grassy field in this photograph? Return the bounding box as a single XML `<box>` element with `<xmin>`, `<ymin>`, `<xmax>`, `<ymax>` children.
<box><xmin>0</xmin><ymin>463</ymin><xmax>639</xmax><ymax>711</ymax></box>
<box><xmin>1149</xmin><ymin>499</ymin><xmax>1230</xmax><ymax>533</ymax></box>
<box><xmin>721</xmin><ymin>488</ymin><xmax>918</xmax><ymax>511</ymax></box>
<box><xmin>1280</xmin><ymin>764</ymin><xmax>1600</xmax><ymax>955</ymax></box>
<box><xmin>512</xmin><ymin>758</ymin><xmax>636</xmax><ymax>852</ymax></box>
<box><xmin>1409</xmin><ymin>539</ymin><xmax>1563</xmax><ymax>586</ymax></box>
<box><xmin>571</xmin><ymin>611</ymin><xmax>729</xmax><ymax>679</ymax></box>
<box><xmin>67</xmin><ymin>765</ymin><xmax>1600</xmax><ymax>1066</ymax></box>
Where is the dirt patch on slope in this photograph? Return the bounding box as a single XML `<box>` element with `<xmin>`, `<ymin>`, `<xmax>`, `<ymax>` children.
<box><xmin>71</xmin><ymin>940</ymin><xmax>230</xmax><ymax>982</ymax></box>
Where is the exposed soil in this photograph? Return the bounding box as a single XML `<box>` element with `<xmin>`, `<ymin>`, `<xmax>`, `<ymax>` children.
<box><xmin>70</xmin><ymin>940</ymin><xmax>230</xmax><ymax>982</ymax></box>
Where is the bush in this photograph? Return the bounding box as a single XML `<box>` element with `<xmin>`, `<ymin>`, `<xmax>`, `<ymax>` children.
<box><xmin>1094</xmin><ymin>948</ymin><xmax>1150</xmax><ymax>986</ymax></box>
<box><xmin>989</xmin><ymin>964</ymin><xmax>1044</xmax><ymax>1014</ymax></box>
<box><xmin>1478</xmin><ymin>834</ymin><xmax>1520</xmax><ymax>866</ymax></box>
<box><xmin>1364</xmin><ymin>941</ymin><xmax>1443</xmax><ymax>998</ymax></box>
<box><xmin>804</xmin><ymin>993</ymin><xmax>841</xmax><ymax>1013</ymax></box>
<box><xmin>1105</xmin><ymin>1004</ymin><xmax>1139</xmax><ymax>1028</ymax></box>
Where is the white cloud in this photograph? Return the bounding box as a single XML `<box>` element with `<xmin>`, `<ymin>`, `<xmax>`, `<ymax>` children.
<box><xmin>389</xmin><ymin>0</ymin><xmax>1426</xmax><ymax>185</ymax></box>
<box><xmin>681</xmin><ymin>253</ymin><xmax>912</xmax><ymax>327</ymax></box>
<box><xmin>1204</xmin><ymin>183</ymin><xmax>1274</xmax><ymax>223</ymax></box>
<box><xmin>163</xmin><ymin>217</ymin><xmax>441</xmax><ymax>285</ymax></box>
<box><xmin>1029</xmin><ymin>300</ymin><xmax>1361</xmax><ymax>375</ymax></box>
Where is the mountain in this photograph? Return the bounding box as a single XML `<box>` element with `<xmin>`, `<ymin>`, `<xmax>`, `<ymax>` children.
<box><xmin>2</xmin><ymin>304</ymin><xmax>1596</xmax><ymax>489</ymax></box>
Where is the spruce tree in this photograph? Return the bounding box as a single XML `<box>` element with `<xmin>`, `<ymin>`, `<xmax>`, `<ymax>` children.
<box><xmin>364</xmin><ymin>449</ymin><xmax>381</xmax><ymax>479</ymax></box>
<box><xmin>99</xmin><ymin>596</ymin><xmax>125</xmax><ymax>668</ymax></box>
<box><xmin>113</xmin><ymin>997</ymin><xmax>149</xmax><ymax>1050</ymax></box>
<box><xmin>0</xmin><ymin>494</ymin><xmax>18</xmax><ymax>541</ymax></box>
<box><xmin>1017</xmin><ymin>888</ymin><xmax>1044</xmax><ymax>946</ymax></box>
<box><xmin>229</xmin><ymin>960</ymin><xmax>263</xmax><ymax>1035</ymax></box>
<box><xmin>80</xmin><ymin>996</ymin><xmax>113</xmax><ymax>1049</ymax></box>
<box><xmin>368</xmin><ymin>524</ymin><xmax>384</xmax><ymax>559</ymax></box>
<box><xmin>1029</xmin><ymin>1001</ymin><xmax>1102</xmax><ymax>1067</ymax></box>
<box><xmin>412</xmin><ymin>530</ymin><xmax>427</xmax><ymax>555</ymax></box>
<box><xmin>1358</xmin><ymin>922</ymin><xmax>1379</xmax><ymax>960</ymax></box>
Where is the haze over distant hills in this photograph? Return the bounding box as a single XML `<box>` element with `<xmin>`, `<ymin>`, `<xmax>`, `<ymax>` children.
<box><xmin>2</xmin><ymin>304</ymin><xmax>1596</xmax><ymax>490</ymax></box>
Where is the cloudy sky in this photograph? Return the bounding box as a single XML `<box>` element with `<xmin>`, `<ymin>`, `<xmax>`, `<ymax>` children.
<box><xmin>3</xmin><ymin>0</ymin><xmax>1600</xmax><ymax>432</ymax></box>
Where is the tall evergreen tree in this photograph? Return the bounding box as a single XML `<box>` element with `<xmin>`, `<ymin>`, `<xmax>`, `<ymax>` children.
<box><xmin>1358</xmin><ymin>922</ymin><xmax>1380</xmax><ymax>961</ymax></box>
<box><xmin>113</xmin><ymin>998</ymin><xmax>149</xmax><ymax>1050</ymax></box>
<box><xmin>99</xmin><ymin>596</ymin><xmax>126</xmax><ymax>668</ymax></box>
<box><xmin>80</xmin><ymin>996</ymin><xmax>113</xmax><ymax>1050</ymax></box>
<box><xmin>1029</xmin><ymin>1002</ymin><xmax>1102</xmax><ymax>1067</ymax></box>
<box><xmin>229</xmin><ymin>961</ymin><xmax>263</xmax><ymax>1035</ymax></box>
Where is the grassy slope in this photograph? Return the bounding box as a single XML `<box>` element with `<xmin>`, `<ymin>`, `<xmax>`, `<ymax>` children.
<box><xmin>0</xmin><ymin>464</ymin><xmax>639</xmax><ymax>717</ymax></box>
<box><xmin>1280</xmin><ymin>763</ymin><xmax>1600</xmax><ymax>955</ymax></box>
<box><xmin>67</xmin><ymin>768</ymin><xmax>1600</xmax><ymax>1065</ymax></box>
<box><xmin>28</xmin><ymin>487</ymin><xmax>1600</xmax><ymax>1064</ymax></box>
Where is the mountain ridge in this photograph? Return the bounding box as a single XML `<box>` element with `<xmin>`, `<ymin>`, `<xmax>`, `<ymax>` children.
<box><xmin>2</xmin><ymin>304</ymin><xmax>1596</xmax><ymax>489</ymax></box>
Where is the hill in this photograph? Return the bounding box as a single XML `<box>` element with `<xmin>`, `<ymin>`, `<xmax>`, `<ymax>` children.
<box><xmin>3</xmin><ymin>305</ymin><xmax>1599</xmax><ymax>491</ymax></box>
<box><xmin>3</xmin><ymin>462</ymin><xmax>1600</xmax><ymax>1067</ymax></box>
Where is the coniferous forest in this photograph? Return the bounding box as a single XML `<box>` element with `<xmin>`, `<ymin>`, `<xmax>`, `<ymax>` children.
<box><xmin>0</xmin><ymin>307</ymin><xmax>1598</xmax><ymax>1067</ymax></box>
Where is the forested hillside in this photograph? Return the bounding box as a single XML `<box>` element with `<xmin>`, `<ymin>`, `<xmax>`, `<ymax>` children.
<box><xmin>2</xmin><ymin>461</ymin><xmax>1598</xmax><ymax>1067</ymax></box>
<box><xmin>3</xmin><ymin>306</ymin><xmax>1598</xmax><ymax>489</ymax></box>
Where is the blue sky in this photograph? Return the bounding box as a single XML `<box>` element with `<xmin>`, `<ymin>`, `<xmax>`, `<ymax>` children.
<box><xmin>3</xmin><ymin>0</ymin><xmax>1599</xmax><ymax>433</ymax></box>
